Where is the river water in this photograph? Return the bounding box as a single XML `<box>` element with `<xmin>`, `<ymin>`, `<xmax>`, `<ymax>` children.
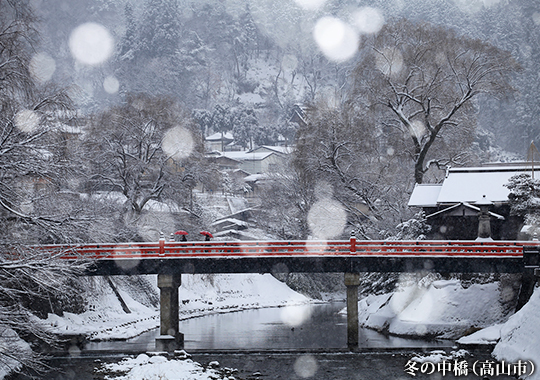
<box><xmin>12</xmin><ymin>303</ymin><xmax>478</xmax><ymax>380</ymax></box>
<box><xmin>84</xmin><ymin>302</ymin><xmax>452</xmax><ymax>352</ymax></box>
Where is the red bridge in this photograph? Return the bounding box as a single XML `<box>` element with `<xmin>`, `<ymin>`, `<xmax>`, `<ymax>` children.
<box><xmin>40</xmin><ymin>237</ymin><xmax>537</xmax><ymax>276</ymax></box>
<box><xmin>31</xmin><ymin>237</ymin><xmax>540</xmax><ymax>351</ymax></box>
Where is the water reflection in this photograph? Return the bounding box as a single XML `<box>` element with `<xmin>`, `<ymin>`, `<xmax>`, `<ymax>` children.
<box><xmin>85</xmin><ymin>303</ymin><xmax>452</xmax><ymax>352</ymax></box>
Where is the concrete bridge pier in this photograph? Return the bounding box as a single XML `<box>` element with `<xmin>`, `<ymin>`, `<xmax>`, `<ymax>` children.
<box><xmin>516</xmin><ymin>248</ymin><xmax>540</xmax><ymax>311</ymax></box>
<box><xmin>155</xmin><ymin>274</ymin><xmax>184</xmax><ymax>352</ymax></box>
<box><xmin>345</xmin><ymin>272</ymin><xmax>361</xmax><ymax>349</ymax></box>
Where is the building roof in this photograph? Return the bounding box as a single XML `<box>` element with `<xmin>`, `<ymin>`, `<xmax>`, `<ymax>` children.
<box><xmin>426</xmin><ymin>202</ymin><xmax>505</xmax><ymax>220</ymax></box>
<box><xmin>220</xmin><ymin>151</ymin><xmax>275</xmax><ymax>162</ymax></box>
<box><xmin>212</xmin><ymin>155</ymin><xmax>241</xmax><ymax>163</ymax></box>
<box><xmin>250</xmin><ymin>146</ymin><xmax>294</xmax><ymax>154</ymax></box>
<box><xmin>409</xmin><ymin>164</ymin><xmax>540</xmax><ymax>207</ymax></box>
<box><xmin>408</xmin><ymin>184</ymin><xmax>442</xmax><ymax>207</ymax></box>
<box><xmin>206</xmin><ymin>132</ymin><xmax>234</xmax><ymax>142</ymax></box>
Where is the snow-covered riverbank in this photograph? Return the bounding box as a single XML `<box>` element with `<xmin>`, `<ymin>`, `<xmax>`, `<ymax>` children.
<box><xmin>351</xmin><ymin>278</ymin><xmax>513</xmax><ymax>339</ymax></box>
<box><xmin>4</xmin><ymin>273</ymin><xmax>539</xmax><ymax>380</ymax></box>
<box><xmin>41</xmin><ymin>273</ymin><xmax>311</xmax><ymax>341</ymax></box>
<box><xmin>350</xmin><ymin>275</ymin><xmax>540</xmax><ymax>380</ymax></box>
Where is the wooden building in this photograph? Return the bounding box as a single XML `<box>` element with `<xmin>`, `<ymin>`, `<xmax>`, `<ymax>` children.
<box><xmin>408</xmin><ymin>164</ymin><xmax>537</xmax><ymax>240</ymax></box>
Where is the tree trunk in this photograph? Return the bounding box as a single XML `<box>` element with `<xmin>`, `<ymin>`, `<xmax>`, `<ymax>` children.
<box><xmin>414</xmin><ymin>161</ymin><xmax>424</xmax><ymax>184</ymax></box>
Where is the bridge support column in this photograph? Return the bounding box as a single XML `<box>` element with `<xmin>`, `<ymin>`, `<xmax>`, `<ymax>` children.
<box><xmin>516</xmin><ymin>248</ymin><xmax>540</xmax><ymax>311</ymax></box>
<box><xmin>345</xmin><ymin>272</ymin><xmax>360</xmax><ymax>349</ymax></box>
<box><xmin>155</xmin><ymin>274</ymin><xmax>184</xmax><ymax>352</ymax></box>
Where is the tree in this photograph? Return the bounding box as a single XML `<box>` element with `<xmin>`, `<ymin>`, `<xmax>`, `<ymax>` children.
<box><xmin>505</xmin><ymin>173</ymin><xmax>540</xmax><ymax>236</ymax></box>
<box><xmin>0</xmin><ymin>246</ymin><xmax>88</xmax><ymax>376</ymax></box>
<box><xmin>255</xmin><ymin>164</ymin><xmax>317</xmax><ymax>240</ymax></box>
<box><xmin>0</xmin><ymin>0</ymin><xmax>93</xmax><ymax>244</ymax></box>
<box><xmin>84</xmin><ymin>94</ymin><xmax>205</xmax><ymax>227</ymax></box>
<box><xmin>349</xmin><ymin>19</ymin><xmax>520</xmax><ymax>184</ymax></box>
<box><xmin>231</xmin><ymin>106</ymin><xmax>258</xmax><ymax>149</ymax></box>
<box><xmin>192</xmin><ymin>104</ymin><xmax>233</xmax><ymax>149</ymax></box>
<box><xmin>0</xmin><ymin>1</ymin><xmax>95</xmax><ymax>375</ymax></box>
<box><xmin>294</xmin><ymin>100</ymin><xmax>414</xmax><ymax>239</ymax></box>
<box><xmin>382</xmin><ymin>212</ymin><xmax>431</xmax><ymax>240</ymax></box>
<box><xmin>138</xmin><ymin>0</ymin><xmax>182</xmax><ymax>58</ymax></box>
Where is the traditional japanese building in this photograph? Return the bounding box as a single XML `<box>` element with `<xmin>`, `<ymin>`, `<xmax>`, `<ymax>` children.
<box><xmin>408</xmin><ymin>163</ymin><xmax>538</xmax><ymax>240</ymax></box>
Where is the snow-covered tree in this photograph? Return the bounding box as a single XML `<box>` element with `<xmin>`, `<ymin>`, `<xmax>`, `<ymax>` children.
<box><xmin>232</xmin><ymin>106</ymin><xmax>258</xmax><ymax>149</ymax></box>
<box><xmin>350</xmin><ymin>19</ymin><xmax>520</xmax><ymax>184</ymax></box>
<box><xmin>294</xmin><ymin>99</ymin><xmax>413</xmax><ymax>239</ymax></box>
<box><xmin>0</xmin><ymin>1</ymin><xmax>95</xmax><ymax>375</ymax></box>
<box><xmin>505</xmin><ymin>173</ymin><xmax>540</xmax><ymax>233</ymax></box>
<box><xmin>382</xmin><ymin>212</ymin><xmax>431</xmax><ymax>240</ymax></box>
<box><xmin>255</xmin><ymin>167</ymin><xmax>316</xmax><ymax>240</ymax></box>
<box><xmin>0</xmin><ymin>246</ymin><xmax>88</xmax><ymax>376</ymax></box>
<box><xmin>138</xmin><ymin>0</ymin><xmax>182</xmax><ymax>58</ymax></box>
<box><xmin>83</xmin><ymin>93</ymin><xmax>206</xmax><ymax>226</ymax></box>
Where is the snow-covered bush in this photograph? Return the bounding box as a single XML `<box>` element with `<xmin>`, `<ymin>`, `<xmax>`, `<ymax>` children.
<box><xmin>383</xmin><ymin>212</ymin><xmax>431</xmax><ymax>240</ymax></box>
<box><xmin>505</xmin><ymin>173</ymin><xmax>540</xmax><ymax>236</ymax></box>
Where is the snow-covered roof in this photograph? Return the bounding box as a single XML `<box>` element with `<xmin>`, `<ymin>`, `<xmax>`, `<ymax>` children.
<box><xmin>408</xmin><ymin>184</ymin><xmax>442</xmax><ymax>207</ymax></box>
<box><xmin>232</xmin><ymin>168</ymin><xmax>251</xmax><ymax>176</ymax></box>
<box><xmin>409</xmin><ymin>165</ymin><xmax>540</xmax><ymax>207</ymax></box>
<box><xmin>220</xmin><ymin>151</ymin><xmax>275</xmax><ymax>161</ymax></box>
<box><xmin>211</xmin><ymin>218</ymin><xmax>248</xmax><ymax>227</ymax></box>
<box><xmin>426</xmin><ymin>202</ymin><xmax>505</xmax><ymax>220</ymax></box>
<box><xmin>54</xmin><ymin>123</ymin><xmax>83</xmax><ymax>134</ymax></box>
<box><xmin>250</xmin><ymin>146</ymin><xmax>294</xmax><ymax>154</ymax></box>
<box><xmin>438</xmin><ymin>166</ymin><xmax>539</xmax><ymax>204</ymax></box>
<box><xmin>206</xmin><ymin>132</ymin><xmax>234</xmax><ymax>141</ymax></box>
<box><xmin>243</xmin><ymin>173</ymin><xmax>270</xmax><ymax>182</ymax></box>
<box><xmin>213</xmin><ymin>154</ymin><xmax>241</xmax><ymax>163</ymax></box>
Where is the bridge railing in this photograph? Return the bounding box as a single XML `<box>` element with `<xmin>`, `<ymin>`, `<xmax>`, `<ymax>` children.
<box><xmin>27</xmin><ymin>238</ymin><xmax>536</xmax><ymax>260</ymax></box>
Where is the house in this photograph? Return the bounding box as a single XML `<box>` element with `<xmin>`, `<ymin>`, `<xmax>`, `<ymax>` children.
<box><xmin>249</xmin><ymin>145</ymin><xmax>295</xmax><ymax>155</ymax></box>
<box><xmin>207</xmin><ymin>152</ymin><xmax>242</xmax><ymax>171</ymax></box>
<box><xmin>288</xmin><ymin>104</ymin><xmax>307</xmax><ymax>127</ymax></box>
<box><xmin>205</xmin><ymin>132</ymin><xmax>234</xmax><ymax>152</ymax></box>
<box><xmin>408</xmin><ymin>163</ymin><xmax>537</xmax><ymax>240</ymax></box>
<box><xmin>211</xmin><ymin>149</ymin><xmax>288</xmax><ymax>175</ymax></box>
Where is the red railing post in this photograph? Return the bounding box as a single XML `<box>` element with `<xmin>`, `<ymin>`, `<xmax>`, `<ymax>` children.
<box><xmin>350</xmin><ymin>231</ymin><xmax>357</xmax><ymax>255</ymax></box>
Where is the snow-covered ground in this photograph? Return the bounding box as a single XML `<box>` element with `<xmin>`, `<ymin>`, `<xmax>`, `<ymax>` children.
<box><xmin>97</xmin><ymin>351</ymin><xmax>237</xmax><ymax>380</ymax></box>
<box><xmin>351</xmin><ymin>277</ymin><xmax>513</xmax><ymax>339</ymax></box>
<box><xmin>458</xmin><ymin>287</ymin><xmax>540</xmax><ymax>380</ymax></box>
<box><xmin>353</xmin><ymin>275</ymin><xmax>540</xmax><ymax>380</ymax></box>
<box><xmin>41</xmin><ymin>273</ymin><xmax>310</xmax><ymax>341</ymax></box>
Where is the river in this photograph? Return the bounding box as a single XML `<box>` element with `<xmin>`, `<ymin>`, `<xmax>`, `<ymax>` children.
<box><xmin>84</xmin><ymin>302</ymin><xmax>452</xmax><ymax>352</ymax></box>
<box><xmin>12</xmin><ymin>303</ymin><xmax>501</xmax><ymax>380</ymax></box>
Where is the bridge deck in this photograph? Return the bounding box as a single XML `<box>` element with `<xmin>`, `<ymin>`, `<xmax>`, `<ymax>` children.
<box><xmin>26</xmin><ymin>239</ymin><xmax>536</xmax><ymax>275</ymax></box>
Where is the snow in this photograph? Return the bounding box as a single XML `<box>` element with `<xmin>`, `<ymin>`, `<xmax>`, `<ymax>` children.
<box><xmin>236</xmin><ymin>92</ymin><xmax>265</xmax><ymax>105</ymax></box>
<box><xmin>80</xmin><ymin>191</ymin><xmax>184</xmax><ymax>214</ymax></box>
<box><xmin>205</xmin><ymin>132</ymin><xmax>234</xmax><ymax>141</ymax></box>
<box><xmin>41</xmin><ymin>274</ymin><xmax>310</xmax><ymax>341</ymax></box>
<box><xmin>492</xmin><ymin>287</ymin><xmax>540</xmax><ymax>380</ymax></box>
<box><xmin>409</xmin><ymin>165</ymin><xmax>540</xmax><ymax>206</ymax></box>
<box><xmin>219</xmin><ymin>151</ymin><xmax>275</xmax><ymax>162</ymax></box>
<box><xmin>437</xmin><ymin>166</ymin><xmax>538</xmax><ymax>204</ymax></box>
<box><xmin>98</xmin><ymin>353</ymin><xmax>224</xmax><ymax>380</ymax></box>
<box><xmin>355</xmin><ymin>276</ymin><xmax>540</xmax><ymax>379</ymax></box>
<box><xmin>408</xmin><ymin>349</ymin><xmax>469</xmax><ymax>364</ymax></box>
<box><xmin>251</xmin><ymin>146</ymin><xmax>294</xmax><ymax>154</ymax></box>
<box><xmin>350</xmin><ymin>278</ymin><xmax>512</xmax><ymax>339</ymax></box>
<box><xmin>26</xmin><ymin>273</ymin><xmax>312</xmax><ymax>380</ymax></box>
<box><xmin>457</xmin><ymin>323</ymin><xmax>504</xmax><ymax>345</ymax></box>
<box><xmin>408</xmin><ymin>184</ymin><xmax>443</xmax><ymax>207</ymax></box>
<box><xmin>454</xmin><ymin>287</ymin><xmax>540</xmax><ymax>379</ymax></box>
<box><xmin>0</xmin><ymin>329</ymin><xmax>32</xmax><ymax>379</ymax></box>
